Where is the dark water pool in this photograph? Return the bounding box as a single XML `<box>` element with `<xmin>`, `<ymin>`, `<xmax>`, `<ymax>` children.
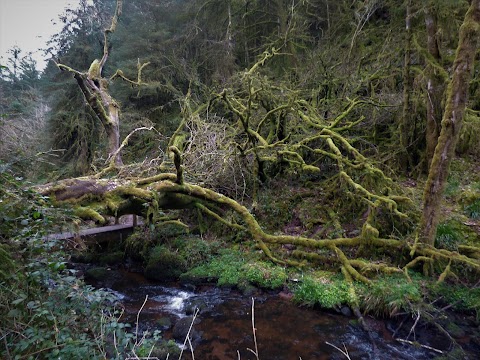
<box><xmin>85</xmin><ymin>268</ymin><xmax>477</xmax><ymax>359</ymax></box>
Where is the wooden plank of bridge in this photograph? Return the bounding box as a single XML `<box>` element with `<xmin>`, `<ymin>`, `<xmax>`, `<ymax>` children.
<box><xmin>45</xmin><ymin>223</ymin><xmax>134</xmax><ymax>241</ymax></box>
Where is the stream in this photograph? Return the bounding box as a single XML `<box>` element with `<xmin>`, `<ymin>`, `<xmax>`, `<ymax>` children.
<box><xmin>82</xmin><ymin>267</ymin><xmax>478</xmax><ymax>360</ymax></box>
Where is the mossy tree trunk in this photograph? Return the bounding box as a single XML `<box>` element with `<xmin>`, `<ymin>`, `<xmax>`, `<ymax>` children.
<box><xmin>424</xmin><ymin>2</ymin><xmax>446</xmax><ymax>171</ymax></box>
<box><xmin>399</xmin><ymin>0</ymin><xmax>413</xmax><ymax>171</ymax></box>
<box><xmin>419</xmin><ymin>0</ymin><xmax>480</xmax><ymax>246</ymax></box>
<box><xmin>58</xmin><ymin>0</ymin><xmax>124</xmax><ymax>166</ymax></box>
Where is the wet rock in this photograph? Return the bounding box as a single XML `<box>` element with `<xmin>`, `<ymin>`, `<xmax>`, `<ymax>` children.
<box><xmin>182</xmin><ymin>283</ymin><xmax>197</xmax><ymax>292</ymax></box>
<box><xmin>156</xmin><ymin>317</ymin><xmax>172</xmax><ymax>330</ymax></box>
<box><xmin>184</xmin><ymin>298</ymin><xmax>208</xmax><ymax>315</ymax></box>
<box><xmin>340</xmin><ymin>305</ymin><xmax>352</xmax><ymax>317</ymax></box>
<box><xmin>179</xmin><ymin>272</ymin><xmax>212</xmax><ymax>285</ymax></box>
<box><xmin>172</xmin><ymin>316</ymin><xmax>202</xmax><ymax>345</ymax></box>
<box><xmin>70</xmin><ymin>252</ymin><xmax>96</xmax><ymax>263</ymax></box>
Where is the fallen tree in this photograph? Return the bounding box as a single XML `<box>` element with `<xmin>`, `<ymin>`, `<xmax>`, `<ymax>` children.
<box><xmin>38</xmin><ymin>146</ymin><xmax>480</xmax><ymax>284</ymax></box>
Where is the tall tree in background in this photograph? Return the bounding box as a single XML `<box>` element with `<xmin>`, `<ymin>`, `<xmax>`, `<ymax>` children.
<box><xmin>419</xmin><ymin>0</ymin><xmax>480</xmax><ymax>246</ymax></box>
<box><xmin>424</xmin><ymin>1</ymin><xmax>447</xmax><ymax>170</ymax></box>
<box><xmin>400</xmin><ymin>0</ymin><xmax>413</xmax><ymax>170</ymax></box>
<box><xmin>55</xmin><ymin>0</ymin><xmax>149</xmax><ymax>168</ymax></box>
<box><xmin>57</xmin><ymin>0</ymin><xmax>125</xmax><ymax>166</ymax></box>
<box><xmin>43</xmin><ymin>0</ymin><xmax>105</xmax><ymax>174</ymax></box>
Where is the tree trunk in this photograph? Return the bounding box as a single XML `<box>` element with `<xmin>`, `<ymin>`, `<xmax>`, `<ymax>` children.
<box><xmin>59</xmin><ymin>0</ymin><xmax>124</xmax><ymax>167</ymax></box>
<box><xmin>399</xmin><ymin>0</ymin><xmax>413</xmax><ymax>171</ymax></box>
<box><xmin>424</xmin><ymin>3</ymin><xmax>445</xmax><ymax>171</ymax></box>
<box><xmin>419</xmin><ymin>0</ymin><xmax>480</xmax><ymax>246</ymax></box>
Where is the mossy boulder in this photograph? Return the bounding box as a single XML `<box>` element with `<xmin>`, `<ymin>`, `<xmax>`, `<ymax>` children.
<box><xmin>144</xmin><ymin>245</ymin><xmax>187</xmax><ymax>281</ymax></box>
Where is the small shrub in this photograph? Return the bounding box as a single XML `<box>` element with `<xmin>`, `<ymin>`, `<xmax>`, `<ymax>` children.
<box><xmin>445</xmin><ymin>177</ymin><xmax>460</xmax><ymax>197</ymax></box>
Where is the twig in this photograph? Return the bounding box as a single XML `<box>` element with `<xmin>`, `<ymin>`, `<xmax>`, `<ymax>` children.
<box><xmin>325</xmin><ymin>342</ymin><xmax>351</xmax><ymax>360</ymax></box>
<box><xmin>406</xmin><ymin>310</ymin><xmax>420</xmax><ymax>341</ymax></box>
<box><xmin>178</xmin><ymin>308</ymin><xmax>199</xmax><ymax>360</ymax></box>
<box><xmin>136</xmin><ymin>295</ymin><xmax>149</xmax><ymax>345</ymax></box>
<box><xmin>395</xmin><ymin>338</ymin><xmax>443</xmax><ymax>354</ymax></box>
<box><xmin>187</xmin><ymin>336</ymin><xmax>195</xmax><ymax>360</ymax></box>
<box><xmin>246</xmin><ymin>297</ymin><xmax>260</xmax><ymax>360</ymax></box>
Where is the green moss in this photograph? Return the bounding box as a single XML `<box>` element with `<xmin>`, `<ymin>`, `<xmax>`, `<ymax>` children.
<box><xmin>144</xmin><ymin>245</ymin><xmax>187</xmax><ymax>281</ymax></box>
<box><xmin>293</xmin><ymin>275</ymin><xmax>352</xmax><ymax>309</ymax></box>
<box><xmin>180</xmin><ymin>249</ymin><xmax>248</xmax><ymax>287</ymax></box>
<box><xmin>244</xmin><ymin>262</ymin><xmax>287</xmax><ymax>289</ymax></box>
<box><xmin>171</xmin><ymin>235</ymin><xmax>220</xmax><ymax>267</ymax></box>
<box><xmin>156</xmin><ymin>220</ymin><xmax>189</xmax><ymax>239</ymax></box>
<box><xmin>74</xmin><ymin>206</ymin><xmax>106</xmax><ymax>224</ymax></box>
<box><xmin>445</xmin><ymin>322</ymin><xmax>466</xmax><ymax>338</ymax></box>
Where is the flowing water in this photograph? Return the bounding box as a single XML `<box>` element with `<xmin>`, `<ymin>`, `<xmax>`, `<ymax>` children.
<box><xmin>85</xmin><ymin>268</ymin><xmax>478</xmax><ymax>359</ymax></box>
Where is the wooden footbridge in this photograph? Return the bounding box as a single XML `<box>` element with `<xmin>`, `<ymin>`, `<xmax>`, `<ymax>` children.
<box><xmin>44</xmin><ymin>223</ymin><xmax>136</xmax><ymax>244</ymax></box>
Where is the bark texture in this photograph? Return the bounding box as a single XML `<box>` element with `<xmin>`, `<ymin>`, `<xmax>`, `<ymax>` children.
<box><xmin>400</xmin><ymin>0</ymin><xmax>413</xmax><ymax>170</ymax></box>
<box><xmin>424</xmin><ymin>3</ymin><xmax>446</xmax><ymax>171</ymax></box>
<box><xmin>420</xmin><ymin>0</ymin><xmax>480</xmax><ymax>245</ymax></box>
<box><xmin>58</xmin><ymin>0</ymin><xmax>124</xmax><ymax>166</ymax></box>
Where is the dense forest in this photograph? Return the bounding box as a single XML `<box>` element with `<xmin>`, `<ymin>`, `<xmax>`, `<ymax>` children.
<box><xmin>1</xmin><ymin>0</ymin><xmax>480</xmax><ymax>358</ymax></box>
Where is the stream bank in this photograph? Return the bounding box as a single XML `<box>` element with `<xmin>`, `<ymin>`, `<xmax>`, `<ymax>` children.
<box><xmin>81</xmin><ymin>265</ymin><xmax>479</xmax><ymax>360</ymax></box>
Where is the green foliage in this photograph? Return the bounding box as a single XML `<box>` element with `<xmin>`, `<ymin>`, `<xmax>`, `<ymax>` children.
<box><xmin>293</xmin><ymin>275</ymin><xmax>352</xmax><ymax>309</ymax></box>
<box><xmin>0</xmin><ymin>243</ymin><xmax>15</xmax><ymax>282</ymax></box>
<box><xmin>244</xmin><ymin>262</ymin><xmax>287</xmax><ymax>289</ymax></box>
<box><xmin>464</xmin><ymin>198</ymin><xmax>480</xmax><ymax>219</ymax></box>
<box><xmin>358</xmin><ymin>275</ymin><xmax>422</xmax><ymax>316</ymax></box>
<box><xmin>0</xmin><ymin>173</ymin><xmax>164</xmax><ymax>359</ymax></box>
<box><xmin>429</xmin><ymin>283</ymin><xmax>480</xmax><ymax>319</ymax></box>
<box><xmin>181</xmin><ymin>248</ymin><xmax>248</xmax><ymax>286</ymax></box>
<box><xmin>444</xmin><ymin>176</ymin><xmax>460</xmax><ymax>197</ymax></box>
<box><xmin>435</xmin><ymin>221</ymin><xmax>463</xmax><ymax>250</ymax></box>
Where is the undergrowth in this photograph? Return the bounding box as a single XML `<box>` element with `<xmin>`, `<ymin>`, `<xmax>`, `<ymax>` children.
<box><xmin>0</xmin><ymin>172</ymin><xmax>167</xmax><ymax>359</ymax></box>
